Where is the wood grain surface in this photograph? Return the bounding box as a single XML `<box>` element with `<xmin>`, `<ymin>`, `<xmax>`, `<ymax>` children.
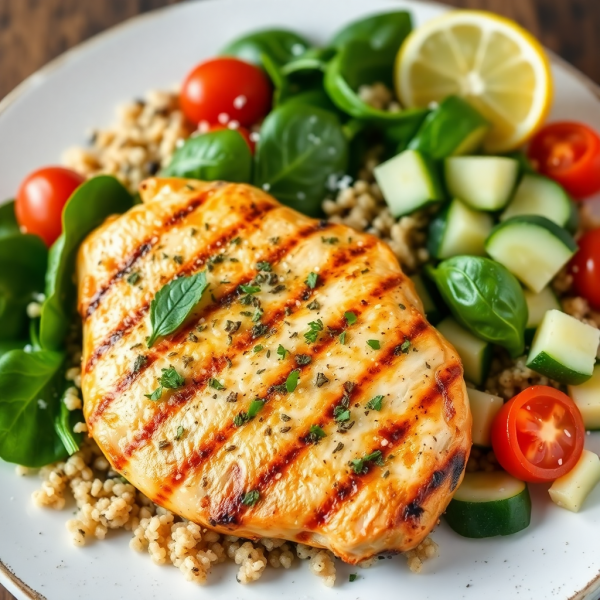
<box><xmin>1</xmin><ymin>0</ymin><xmax>599</xmax><ymax>599</ymax></box>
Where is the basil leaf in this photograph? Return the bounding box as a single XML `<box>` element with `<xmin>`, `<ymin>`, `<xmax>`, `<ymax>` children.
<box><xmin>0</xmin><ymin>233</ymin><xmax>47</xmax><ymax>341</ymax></box>
<box><xmin>161</xmin><ymin>130</ymin><xmax>252</xmax><ymax>183</ymax></box>
<box><xmin>220</xmin><ymin>28</ymin><xmax>310</xmax><ymax>69</ymax></box>
<box><xmin>254</xmin><ymin>103</ymin><xmax>348</xmax><ymax>216</ymax></box>
<box><xmin>430</xmin><ymin>256</ymin><xmax>528</xmax><ymax>358</ymax></box>
<box><xmin>148</xmin><ymin>271</ymin><xmax>208</xmax><ymax>347</ymax></box>
<box><xmin>40</xmin><ymin>176</ymin><xmax>133</xmax><ymax>351</ymax></box>
<box><xmin>0</xmin><ymin>201</ymin><xmax>20</xmax><ymax>239</ymax></box>
<box><xmin>0</xmin><ymin>349</ymin><xmax>68</xmax><ymax>467</ymax></box>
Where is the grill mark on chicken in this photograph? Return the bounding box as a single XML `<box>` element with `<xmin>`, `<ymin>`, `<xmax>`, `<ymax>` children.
<box><xmin>84</xmin><ymin>189</ymin><xmax>216</xmax><ymax>318</ymax></box>
<box><xmin>84</xmin><ymin>199</ymin><xmax>278</xmax><ymax>373</ymax></box>
<box><xmin>304</xmin><ymin>361</ymin><xmax>463</xmax><ymax>530</ymax></box>
<box><xmin>210</xmin><ymin>317</ymin><xmax>429</xmax><ymax>526</ymax></box>
<box><xmin>88</xmin><ymin>232</ymin><xmax>376</xmax><ymax>427</ymax></box>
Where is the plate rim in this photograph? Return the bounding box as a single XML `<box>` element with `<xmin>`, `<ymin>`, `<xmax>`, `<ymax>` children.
<box><xmin>1</xmin><ymin>1</ymin><xmax>599</xmax><ymax>599</ymax></box>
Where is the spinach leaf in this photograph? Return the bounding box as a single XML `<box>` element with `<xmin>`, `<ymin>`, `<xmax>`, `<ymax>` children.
<box><xmin>430</xmin><ymin>256</ymin><xmax>528</xmax><ymax>357</ymax></box>
<box><xmin>281</xmin><ymin>47</ymin><xmax>336</xmax><ymax>77</ymax></box>
<box><xmin>254</xmin><ymin>103</ymin><xmax>348</xmax><ymax>216</ymax></box>
<box><xmin>220</xmin><ymin>28</ymin><xmax>310</xmax><ymax>70</ymax></box>
<box><xmin>0</xmin><ymin>234</ymin><xmax>48</xmax><ymax>341</ymax></box>
<box><xmin>39</xmin><ymin>176</ymin><xmax>133</xmax><ymax>351</ymax></box>
<box><xmin>161</xmin><ymin>130</ymin><xmax>252</xmax><ymax>183</ymax></box>
<box><xmin>324</xmin><ymin>40</ymin><xmax>428</xmax><ymax>131</ymax></box>
<box><xmin>0</xmin><ymin>340</ymin><xmax>27</xmax><ymax>359</ymax></box>
<box><xmin>0</xmin><ymin>349</ymin><xmax>67</xmax><ymax>467</ymax></box>
<box><xmin>148</xmin><ymin>271</ymin><xmax>209</xmax><ymax>347</ymax></box>
<box><xmin>330</xmin><ymin>10</ymin><xmax>413</xmax><ymax>53</ymax></box>
<box><xmin>54</xmin><ymin>394</ymin><xmax>83</xmax><ymax>456</ymax></box>
<box><xmin>0</xmin><ymin>201</ymin><xmax>20</xmax><ymax>239</ymax></box>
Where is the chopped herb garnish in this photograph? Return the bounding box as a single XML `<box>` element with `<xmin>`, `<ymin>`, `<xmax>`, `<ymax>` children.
<box><xmin>269</xmin><ymin>236</ymin><xmax>280</xmax><ymax>245</ymax></box>
<box><xmin>242</xmin><ymin>490</ymin><xmax>260</xmax><ymax>506</ymax></box>
<box><xmin>226</xmin><ymin>392</ymin><xmax>238</xmax><ymax>403</ymax></box>
<box><xmin>252</xmin><ymin>323</ymin><xmax>269</xmax><ymax>338</ymax></box>
<box><xmin>280</xmin><ymin>426</ymin><xmax>291</xmax><ymax>433</ymax></box>
<box><xmin>321</xmin><ymin>236</ymin><xmax>339</xmax><ymax>244</ymax></box>
<box><xmin>366</xmin><ymin>395</ymin><xmax>384</xmax><ymax>411</ymax></box>
<box><xmin>333</xmin><ymin>405</ymin><xmax>351</xmax><ymax>422</ymax></box>
<box><xmin>240</xmin><ymin>284</ymin><xmax>261</xmax><ymax>294</ymax></box>
<box><xmin>350</xmin><ymin>450</ymin><xmax>384</xmax><ymax>475</ymax></box>
<box><xmin>240</xmin><ymin>311</ymin><xmax>252</xmax><ymax>317</ymax></box>
<box><xmin>333</xmin><ymin>442</ymin><xmax>344</xmax><ymax>453</ymax></box>
<box><xmin>208</xmin><ymin>378</ymin><xmax>225</xmax><ymax>390</ymax></box>
<box><xmin>286</xmin><ymin>370</ymin><xmax>300</xmax><ymax>393</ymax></box>
<box><xmin>383</xmin><ymin>470</ymin><xmax>390</xmax><ymax>478</ymax></box>
<box><xmin>256</xmin><ymin>261</ymin><xmax>272</xmax><ymax>272</ymax></box>
<box><xmin>344</xmin><ymin>311</ymin><xmax>357</xmax><ymax>325</ymax></box>
<box><xmin>144</xmin><ymin>386</ymin><xmax>163</xmax><ymax>401</ymax></box>
<box><xmin>339</xmin><ymin>331</ymin><xmax>347</xmax><ymax>345</ymax></box>
<box><xmin>305</xmin><ymin>272</ymin><xmax>319</xmax><ymax>289</ymax></box>
<box><xmin>231</xmin><ymin>236</ymin><xmax>241</xmax><ymax>245</ymax></box>
<box><xmin>270</xmin><ymin>284</ymin><xmax>286</xmax><ymax>294</ymax></box>
<box><xmin>280</xmin><ymin>414</ymin><xmax>291</xmax><ymax>422</ymax></box>
<box><xmin>399</xmin><ymin>303</ymin><xmax>406</xmax><ymax>310</ymax></box>
<box><xmin>133</xmin><ymin>355</ymin><xmax>148</xmax><ymax>373</ymax></box>
<box><xmin>225</xmin><ymin>320</ymin><xmax>241</xmax><ymax>333</ymax></box>
<box><xmin>159</xmin><ymin>366</ymin><xmax>185</xmax><ymax>389</ymax></box>
<box><xmin>349</xmin><ymin>574</ymin><xmax>358</xmax><ymax>582</ymax></box>
<box><xmin>308</xmin><ymin>424</ymin><xmax>326</xmax><ymax>443</ymax></box>
<box><xmin>400</xmin><ymin>339</ymin><xmax>411</xmax><ymax>353</ymax></box>
<box><xmin>248</xmin><ymin>399</ymin><xmax>265</xmax><ymax>418</ymax></box>
<box><xmin>304</xmin><ymin>319</ymin><xmax>323</xmax><ymax>344</ymax></box>
<box><xmin>175</xmin><ymin>426</ymin><xmax>185</xmax><ymax>440</ymax></box>
<box><xmin>252</xmin><ymin>309</ymin><xmax>263</xmax><ymax>322</ymax></box>
<box><xmin>367</xmin><ymin>339</ymin><xmax>381</xmax><ymax>350</ymax></box>
<box><xmin>277</xmin><ymin>344</ymin><xmax>289</xmax><ymax>360</ymax></box>
<box><xmin>173</xmin><ymin>255</ymin><xmax>183</xmax><ymax>265</ymax></box>
<box><xmin>307</xmin><ymin>299</ymin><xmax>320</xmax><ymax>311</ymax></box>
<box><xmin>127</xmin><ymin>272</ymin><xmax>141</xmax><ymax>285</ymax></box>
<box><xmin>253</xmin><ymin>344</ymin><xmax>264</xmax><ymax>353</ymax></box>
<box><xmin>315</xmin><ymin>373</ymin><xmax>329</xmax><ymax>387</ymax></box>
<box><xmin>295</xmin><ymin>354</ymin><xmax>312</xmax><ymax>366</ymax></box>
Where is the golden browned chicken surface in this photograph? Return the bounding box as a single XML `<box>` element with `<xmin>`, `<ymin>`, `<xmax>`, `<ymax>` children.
<box><xmin>77</xmin><ymin>178</ymin><xmax>471</xmax><ymax>563</ymax></box>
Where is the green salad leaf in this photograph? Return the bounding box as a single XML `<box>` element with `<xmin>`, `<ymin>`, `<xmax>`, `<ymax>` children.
<box><xmin>254</xmin><ymin>103</ymin><xmax>348</xmax><ymax>216</ymax></box>
<box><xmin>147</xmin><ymin>271</ymin><xmax>209</xmax><ymax>347</ymax></box>
<box><xmin>161</xmin><ymin>129</ymin><xmax>253</xmax><ymax>183</ymax></box>
<box><xmin>54</xmin><ymin>392</ymin><xmax>83</xmax><ymax>456</ymax></box>
<box><xmin>429</xmin><ymin>256</ymin><xmax>528</xmax><ymax>357</ymax></box>
<box><xmin>0</xmin><ymin>201</ymin><xmax>20</xmax><ymax>239</ymax></box>
<box><xmin>39</xmin><ymin>176</ymin><xmax>133</xmax><ymax>351</ymax></box>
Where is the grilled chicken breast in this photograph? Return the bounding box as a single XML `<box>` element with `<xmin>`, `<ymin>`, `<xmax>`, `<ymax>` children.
<box><xmin>78</xmin><ymin>178</ymin><xmax>471</xmax><ymax>563</ymax></box>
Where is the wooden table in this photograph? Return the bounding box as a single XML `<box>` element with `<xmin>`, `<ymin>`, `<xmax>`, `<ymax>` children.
<box><xmin>0</xmin><ymin>0</ymin><xmax>599</xmax><ymax>598</ymax></box>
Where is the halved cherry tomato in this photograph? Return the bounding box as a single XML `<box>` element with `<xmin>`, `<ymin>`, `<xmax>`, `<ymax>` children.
<box><xmin>15</xmin><ymin>166</ymin><xmax>85</xmax><ymax>247</ymax></box>
<box><xmin>207</xmin><ymin>123</ymin><xmax>256</xmax><ymax>153</ymax></box>
<box><xmin>491</xmin><ymin>386</ymin><xmax>585</xmax><ymax>483</ymax></box>
<box><xmin>570</xmin><ymin>228</ymin><xmax>600</xmax><ymax>309</ymax></box>
<box><xmin>180</xmin><ymin>57</ymin><xmax>271</xmax><ymax>128</ymax></box>
<box><xmin>528</xmin><ymin>122</ymin><xmax>600</xmax><ymax>199</ymax></box>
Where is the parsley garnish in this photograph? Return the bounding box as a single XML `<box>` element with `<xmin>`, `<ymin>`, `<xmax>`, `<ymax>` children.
<box><xmin>350</xmin><ymin>450</ymin><xmax>384</xmax><ymax>474</ymax></box>
<box><xmin>224</xmin><ymin>320</ymin><xmax>241</xmax><ymax>333</ymax></box>
<box><xmin>349</xmin><ymin>574</ymin><xmax>358</xmax><ymax>582</ymax></box>
<box><xmin>144</xmin><ymin>387</ymin><xmax>163</xmax><ymax>401</ymax></box>
<box><xmin>308</xmin><ymin>424</ymin><xmax>326</xmax><ymax>443</ymax></box>
<box><xmin>322</xmin><ymin>236</ymin><xmax>339</xmax><ymax>244</ymax></box>
<box><xmin>305</xmin><ymin>272</ymin><xmax>319</xmax><ymax>289</ymax></box>
<box><xmin>400</xmin><ymin>339</ymin><xmax>411</xmax><ymax>353</ymax></box>
<box><xmin>127</xmin><ymin>272</ymin><xmax>141</xmax><ymax>285</ymax></box>
<box><xmin>307</xmin><ymin>299</ymin><xmax>320</xmax><ymax>311</ymax></box>
<box><xmin>366</xmin><ymin>395</ymin><xmax>384</xmax><ymax>411</ymax></box>
<box><xmin>209</xmin><ymin>378</ymin><xmax>225</xmax><ymax>390</ymax></box>
<box><xmin>253</xmin><ymin>344</ymin><xmax>264</xmax><ymax>353</ymax></box>
<box><xmin>252</xmin><ymin>309</ymin><xmax>263</xmax><ymax>322</ymax></box>
<box><xmin>344</xmin><ymin>311</ymin><xmax>357</xmax><ymax>325</ymax></box>
<box><xmin>160</xmin><ymin>366</ymin><xmax>185</xmax><ymax>389</ymax></box>
<box><xmin>286</xmin><ymin>370</ymin><xmax>300</xmax><ymax>393</ymax></box>
<box><xmin>367</xmin><ymin>339</ymin><xmax>380</xmax><ymax>350</ymax></box>
<box><xmin>256</xmin><ymin>261</ymin><xmax>272</xmax><ymax>272</ymax></box>
<box><xmin>133</xmin><ymin>355</ymin><xmax>148</xmax><ymax>373</ymax></box>
<box><xmin>315</xmin><ymin>373</ymin><xmax>329</xmax><ymax>387</ymax></box>
<box><xmin>242</xmin><ymin>490</ymin><xmax>260</xmax><ymax>506</ymax></box>
<box><xmin>295</xmin><ymin>354</ymin><xmax>312</xmax><ymax>366</ymax></box>
<box><xmin>333</xmin><ymin>405</ymin><xmax>351</xmax><ymax>422</ymax></box>
<box><xmin>240</xmin><ymin>284</ymin><xmax>261</xmax><ymax>294</ymax></box>
<box><xmin>304</xmin><ymin>319</ymin><xmax>323</xmax><ymax>344</ymax></box>
<box><xmin>277</xmin><ymin>344</ymin><xmax>289</xmax><ymax>360</ymax></box>
<box><xmin>175</xmin><ymin>426</ymin><xmax>185</xmax><ymax>441</ymax></box>
<box><xmin>252</xmin><ymin>323</ymin><xmax>268</xmax><ymax>338</ymax></box>
<box><xmin>339</xmin><ymin>331</ymin><xmax>347</xmax><ymax>345</ymax></box>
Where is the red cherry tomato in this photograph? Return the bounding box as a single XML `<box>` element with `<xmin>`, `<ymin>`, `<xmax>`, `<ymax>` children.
<box><xmin>570</xmin><ymin>228</ymin><xmax>600</xmax><ymax>309</ymax></box>
<box><xmin>207</xmin><ymin>124</ymin><xmax>256</xmax><ymax>153</ymax></box>
<box><xmin>491</xmin><ymin>386</ymin><xmax>585</xmax><ymax>483</ymax></box>
<box><xmin>15</xmin><ymin>166</ymin><xmax>85</xmax><ymax>247</ymax></box>
<box><xmin>180</xmin><ymin>57</ymin><xmax>271</xmax><ymax>128</ymax></box>
<box><xmin>528</xmin><ymin>122</ymin><xmax>600</xmax><ymax>199</ymax></box>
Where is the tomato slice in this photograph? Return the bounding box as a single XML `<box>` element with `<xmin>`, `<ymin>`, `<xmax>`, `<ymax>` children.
<box><xmin>528</xmin><ymin>122</ymin><xmax>600</xmax><ymax>199</ymax></box>
<box><xmin>491</xmin><ymin>386</ymin><xmax>585</xmax><ymax>483</ymax></box>
<box><xmin>570</xmin><ymin>228</ymin><xmax>600</xmax><ymax>309</ymax></box>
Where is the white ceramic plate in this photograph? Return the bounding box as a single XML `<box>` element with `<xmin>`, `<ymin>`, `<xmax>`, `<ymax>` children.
<box><xmin>1</xmin><ymin>1</ymin><xmax>600</xmax><ymax>599</ymax></box>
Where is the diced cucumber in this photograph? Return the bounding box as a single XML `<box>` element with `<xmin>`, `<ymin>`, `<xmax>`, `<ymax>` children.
<box><xmin>568</xmin><ymin>365</ymin><xmax>600</xmax><ymax>430</ymax></box>
<box><xmin>467</xmin><ymin>389</ymin><xmax>504</xmax><ymax>447</ymax></box>
<box><xmin>410</xmin><ymin>273</ymin><xmax>443</xmax><ymax>325</ymax></box>
<box><xmin>523</xmin><ymin>286</ymin><xmax>561</xmax><ymax>343</ymax></box>
<box><xmin>374</xmin><ymin>149</ymin><xmax>444</xmax><ymax>217</ymax></box>
<box><xmin>408</xmin><ymin>96</ymin><xmax>489</xmax><ymax>159</ymax></box>
<box><xmin>500</xmin><ymin>174</ymin><xmax>578</xmax><ymax>231</ymax></box>
<box><xmin>437</xmin><ymin>317</ymin><xmax>491</xmax><ymax>386</ymax></box>
<box><xmin>549</xmin><ymin>450</ymin><xmax>600</xmax><ymax>513</ymax></box>
<box><xmin>485</xmin><ymin>216</ymin><xmax>578</xmax><ymax>293</ymax></box>
<box><xmin>445</xmin><ymin>471</ymin><xmax>531</xmax><ymax>538</ymax></box>
<box><xmin>428</xmin><ymin>199</ymin><xmax>493</xmax><ymax>259</ymax></box>
<box><xmin>444</xmin><ymin>156</ymin><xmax>518</xmax><ymax>211</ymax></box>
<box><xmin>527</xmin><ymin>309</ymin><xmax>600</xmax><ymax>385</ymax></box>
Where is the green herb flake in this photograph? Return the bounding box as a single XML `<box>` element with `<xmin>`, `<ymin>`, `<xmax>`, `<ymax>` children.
<box><xmin>133</xmin><ymin>355</ymin><xmax>148</xmax><ymax>373</ymax></box>
<box><xmin>366</xmin><ymin>395</ymin><xmax>384</xmax><ymax>411</ymax></box>
<box><xmin>400</xmin><ymin>339</ymin><xmax>411</xmax><ymax>353</ymax></box>
<box><xmin>286</xmin><ymin>370</ymin><xmax>300</xmax><ymax>393</ymax></box>
<box><xmin>173</xmin><ymin>255</ymin><xmax>184</xmax><ymax>265</ymax></box>
<box><xmin>144</xmin><ymin>386</ymin><xmax>163</xmax><ymax>401</ymax></box>
<box><xmin>277</xmin><ymin>344</ymin><xmax>289</xmax><ymax>360</ymax></box>
<box><xmin>253</xmin><ymin>344</ymin><xmax>264</xmax><ymax>353</ymax></box>
<box><xmin>308</xmin><ymin>424</ymin><xmax>326</xmax><ymax>443</ymax></box>
<box><xmin>321</xmin><ymin>236</ymin><xmax>339</xmax><ymax>244</ymax></box>
<box><xmin>248</xmin><ymin>399</ymin><xmax>265</xmax><ymax>418</ymax></box>
<box><xmin>344</xmin><ymin>311</ymin><xmax>357</xmax><ymax>325</ymax></box>
<box><xmin>339</xmin><ymin>331</ymin><xmax>347</xmax><ymax>345</ymax></box>
<box><xmin>252</xmin><ymin>309</ymin><xmax>263</xmax><ymax>322</ymax></box>
<box><xmin>295</xmin><ymin>354</ymin><xmax>312</xmax><ymax>366</ymax></box>
<box><xmin>305</xmin><ymin>272</ymin><xmax>319</xmax><ymax>289</ymax></box>
<box><xmin>315</xmin><ymin>373</ymin><xmax>329</xmax><ymax>387</ymax></box>
<box><xmin>160</xmin><ymin>366</ymin><xmax>185</xmax><ymax>389</ymax></box>
<box><xmin>256</xmin><ymin>261</ymin><xmax>272</xmax><ymax>272</ymax></box>
<box><xmin>240</xmin><ymin>284</ymin><xmax>261</xmax><ymax>294</ymax></box>
<box><xmin>307</xmin><ymin>299</ymin><xmax>320</xmax><ymax>311</ymax></box>
<box><xmin>175</xmin><ymin>426</ymin><xmax>185</xmax><ymax>441</ymax></box>
<box><xmin>208</xmin><ymin>378</ymin><xmax>225</xmax><ymax>391</ymax></box>
<box><xmin>399</xmin><ymin>303</ymin><xmax>406</xmax><ymax>310</ymax></box>
<box><xmin>350</xmin><ymin>450</ymin><xmax>384</xmax><ymax>475</ymax></box>
<box><xmin>333</xmin><ymin>405</ymin><xmax>351</xmax><ymax>422</ymax></box>
<box><xmin>242</xmin><ymin>490</ymin><xmax>260</xmax><ymax>506</ymax></box>
<box><xmin>367</xmin><ymin>339</ymin><xmax>380</xmax><ymax>350</ymax></box>
<box><xmin>127</xmin><ymin>272</ymin><xmax>141</xmax><ymax>285</ymax></box>
<box><xmin>231</xmin><ymin>236</ymin><xmax>241</xmax><ymax>245</ymax></box>
<box><xmin>304</xmin><ymin>319</ymin><xmax>323</xmax><ymax>344</ymax></box>
<box><xmin>349</xmin><ymin>574</ymin><xmax>358</xmax><ymax>582</ymax></box>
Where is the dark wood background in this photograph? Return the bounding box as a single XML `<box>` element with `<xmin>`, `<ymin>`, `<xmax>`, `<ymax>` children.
<box><xmin>0</xmin><ymin>0</ymin><xmax>599</xmax><ymax>598</ymax></box>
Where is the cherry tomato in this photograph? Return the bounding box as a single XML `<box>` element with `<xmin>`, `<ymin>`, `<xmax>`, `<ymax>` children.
<box><xmin>180</xmin><ymin>57</ymin><xmax>271</xmax><ymax>128</ymax></box>
<box><xmin>491</xmin><ymin>386</ymin><xmax>585</xmax><ymax>483</ymax></box>
<box><xmin>528</xmin><ymin>122</ymin><xmax>600</xmax><ymax>199</ymax></box>
<box><xmin>15</xmin><ymin>166</ymin><xmax>85</xmax><ymax>247</ymax></box>
<box><xmin>570</xmin><ymin>228</ymin><xmax>600</xmax><ymax>309</ymax></box>
<box><xmin>207</xmin><ymin>123</ymin><xmax>256</xmax><ymax>153</ymax></box>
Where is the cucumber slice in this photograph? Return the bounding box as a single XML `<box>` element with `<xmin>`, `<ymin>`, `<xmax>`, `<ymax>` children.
<box><xmin>445</xmin><ymin>471</ymin><xmax>531</xmax><ymax>538</ymax></box>
<box><xmin>485</xmin><ymin>215</ymin><xmax>578</xmax><ymax>293</ymax></box>
<box><xmin>568</xmin><ymin>365</ymin><xmax>600</xmax><ymax>430</ymax></box>
<box><xmin>437</xmin><ymin>317</ymin><xmax>491</xmax><ymax>386</ymax></box>
<box><xmin>410</xmin><ymin>273</ymin><xmax>443</xmax><ymax>325</ymax></box>
<box><xmin>523</xmin><ymin>286</ymin><xmax>561</xmax><ymax>343</ymax></box>
<box><xmin>374</xmin><ymin>149</ymin><xmax>444</xmax><ymax>217</ymax></box>
<box><xmin>467</xmin><ymin>389</ymin><xmax>504</xmax><ymax>447</ymax></box>
<box><xmin>445</xmin><ymin>156</ymin><xmax>518</xmax><ymax>211</ymax></box>
<box><xmin>549</xmin><ymin>450</ymin><xmax>600</xmax><ymax>513</ymax></box>
<box><xmin>500</xmin><ymin>174</ymin><xmax>577</xmax><ymax>231</ymax></box>
<box><xmin>408</xmin><ymin>96</ymin><xmax>489</xmax><ymax>159</ymax></box>
<box><xmin>428</xmin><ymin>199</ymin><xmax>493</xmax><ymax>259</ymax></box>
<box><xmin>527</xmin><ymin>309</ymin><xmax>600</xmax><ymax>385</ymax></box>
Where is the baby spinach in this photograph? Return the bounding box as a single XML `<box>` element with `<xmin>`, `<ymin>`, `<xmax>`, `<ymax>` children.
<box><xmin>0</xmin><ymin>348</ymin><xmax>68</xmax><ymax>467</ymax></box>
<box><xmin>54</xmin><ymin>393</ymin><xmax>83</xmax><ymax>456</ymax></box>
<box><xmin>430</xmin><ymin>256</ymin><xmax>528</xmax><ymax>357</ymax></box>
<box><xmin>0</xmin><ymin>340</ymin><xmax>27</xmax><ymax>359</ymax></box>
<box><xmin>0</xmin><ymin>233</ymin><xmax>48</xmax><ymax>341</ymax></box>
<box><xmin>161</xmin><ymin>129</ymin><xmax>252</xmax><ymax>183</ymax></box>
<box><xmin>281</xmin><ymin>47</ymin><xmax>336</xmax><ymax>77</ymax></box>
<box><xmin>220</xmin><ymin>28</ymin><xmax>310</xmax><ymax>70</ymax></box>
<box><xmin>39</xmin><ymin>176</ymin><xmax>133</xmax><ymax>351</ymax></box>
<box><xmin>330</xmin><ymin>10</ymin><xmax>413</xmax><ymax>53</ymax></box>
<box><xmin>147</xmin><ymin>271</ymin><xmax>209</xmax><ymax>347</ymax></box>
<box><xmin>0</xmin><ymin>201</ymin><xmax>19</xmax><ymax>239</ymax></box>
<box><xmin>254</xmin><ymin>103</ymin><xmax>348</xmax><ymax>216</ymax></box>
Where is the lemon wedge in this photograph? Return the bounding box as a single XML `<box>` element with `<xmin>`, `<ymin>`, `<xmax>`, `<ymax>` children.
<box><xmin>395</xmin><ymin>10</ymin><xmax>553</xmax><ymax>153</ymax></box>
